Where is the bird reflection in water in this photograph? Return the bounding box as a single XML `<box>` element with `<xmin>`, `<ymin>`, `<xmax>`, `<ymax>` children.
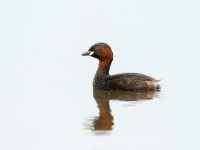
<box><xmin>91</xmin><ymin>89</ymin><xmax>159</xmax><ymax>132</ymax></box>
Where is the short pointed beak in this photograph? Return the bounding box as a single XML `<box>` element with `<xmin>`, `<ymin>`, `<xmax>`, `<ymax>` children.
<box><xmin>82</xmin><ymin>51</ymin><xmax>94</xmax><ymax>56</ymax></box>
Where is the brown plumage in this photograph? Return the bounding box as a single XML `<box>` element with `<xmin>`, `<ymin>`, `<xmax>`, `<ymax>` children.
<box><xmin>82</xmin><ymin>43</ymin><xmax>160</xmax><ymax>91</ymax></box>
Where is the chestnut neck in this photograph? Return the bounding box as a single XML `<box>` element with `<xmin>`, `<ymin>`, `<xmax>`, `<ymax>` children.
<box><xmin>95</xmin><ymin>59</ymin><xmax>113</xmax><ymax>77</ymax></box>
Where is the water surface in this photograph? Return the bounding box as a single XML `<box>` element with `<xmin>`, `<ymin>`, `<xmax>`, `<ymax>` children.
<box><xmin>0</xmin><ymin>0</ymin><xmax>200</xmax><ymax>150</ymax></box>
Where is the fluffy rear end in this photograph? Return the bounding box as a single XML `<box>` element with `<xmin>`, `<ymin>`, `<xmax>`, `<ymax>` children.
<box><xmin>145</xmin><ymin>81</ymin><xmax>160</xmax><ymax>91</ymax></box>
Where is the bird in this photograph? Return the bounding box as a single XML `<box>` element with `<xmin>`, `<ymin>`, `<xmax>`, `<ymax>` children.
<box><xmin>82</xmin><ymin>42</ymin><xmax>160</xmax><ymax>91</ymax></box>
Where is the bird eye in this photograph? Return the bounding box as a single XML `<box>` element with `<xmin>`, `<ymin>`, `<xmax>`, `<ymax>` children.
<box><xmin>94</xmin><ymin>48</ymin><xmax>98</xmax><ymax>52</ymax></box>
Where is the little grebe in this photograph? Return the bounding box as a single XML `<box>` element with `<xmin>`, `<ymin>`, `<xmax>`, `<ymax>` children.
<box><xmin>82</xmin><ymin>43</ymin><xmax>160</xmax><ymax>91</ymax></box>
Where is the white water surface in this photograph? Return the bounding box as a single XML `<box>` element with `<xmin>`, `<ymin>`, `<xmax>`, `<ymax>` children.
<box><xmin>0</xmin><ymin>0</ymin><xmax>200</xmax><ymax>150</ymax></box>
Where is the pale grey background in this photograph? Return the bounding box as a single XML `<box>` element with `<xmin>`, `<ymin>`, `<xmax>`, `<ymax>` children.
<box><xmin>0</xmin><ymin>0</ymin><xmax>200</xmax><ymax>150</ymax></box>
